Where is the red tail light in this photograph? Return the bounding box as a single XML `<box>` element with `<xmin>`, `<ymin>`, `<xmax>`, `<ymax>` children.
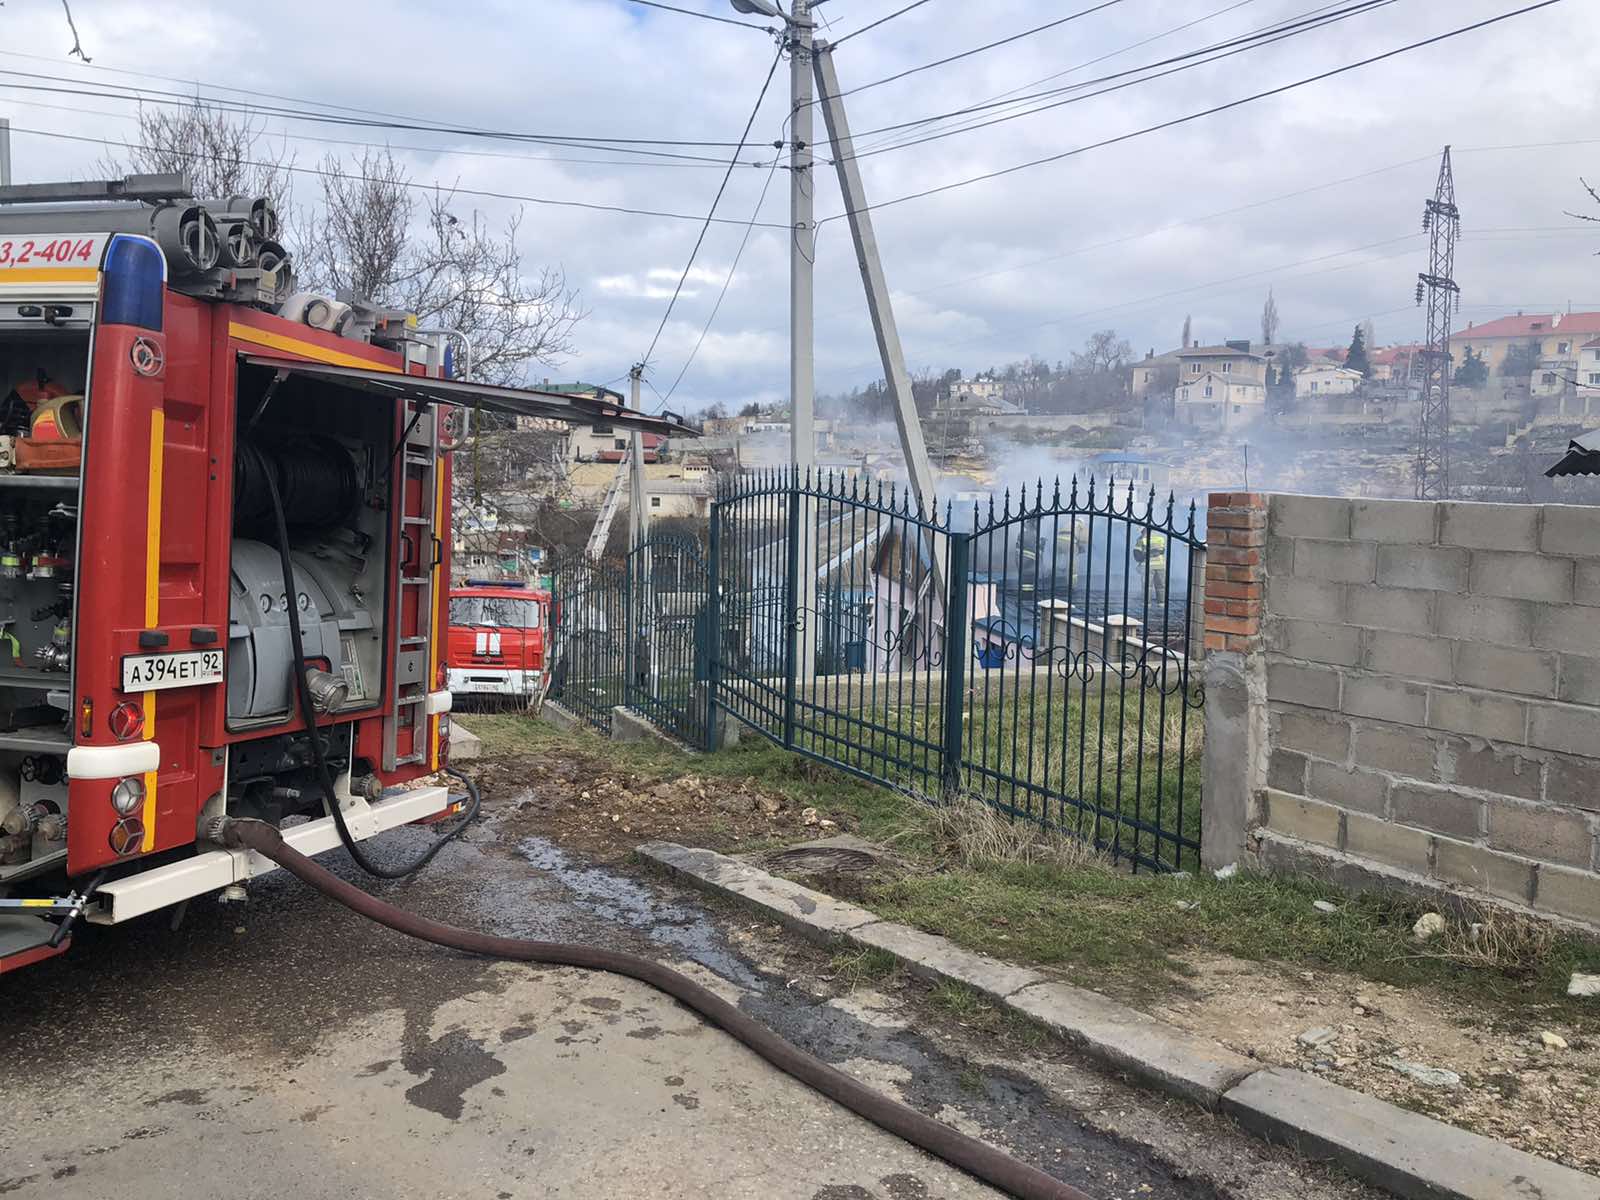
<box><xmin>108</xmin><ymin>700</ymin><xmax>144</xmax><ymax>741</ymax></box>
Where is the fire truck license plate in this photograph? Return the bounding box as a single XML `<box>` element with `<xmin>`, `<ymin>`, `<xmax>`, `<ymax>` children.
<box><xmin>121</xmin><ymin>650</ymin><xmax>224</xmax><ymax>692</ymax></box>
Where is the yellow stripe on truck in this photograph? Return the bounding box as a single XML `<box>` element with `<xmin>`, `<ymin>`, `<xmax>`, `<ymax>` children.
<box><xmin>0</xmin><ymin>267</ymin><xmax>100</xmax><ymax>284</ymax></box>
<box><xmin>429</xmin><ymin>457</ymin><xmax>445</xmax><ymax>770</ymax></box>
<box><xmin>141</xmin><ymin>408</ymin><xmax>163</xmax><ymax>841</ymax></box>
<box><xmin>227</xmin><ymin>322</ymin><xmax>404</xmax><ymax>372</ymax></box>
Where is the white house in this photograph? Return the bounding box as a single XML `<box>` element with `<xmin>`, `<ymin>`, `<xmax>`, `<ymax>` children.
<box><xmin>1173</xmin><ymin>370</ymin><xmax>1267</xmax><ymax>431</ymax></box>
<box><xmin>1294</xmin><ymin>363</ymin><xmax>1363</xmax><ymax>400</ymax></box>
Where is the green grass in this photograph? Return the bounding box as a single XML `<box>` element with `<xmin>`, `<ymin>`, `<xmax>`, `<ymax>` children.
<box><xmin>462</xmin><ymin>713</ymin><xmax>1600</xmax><ymax>1027</ymax></box>
<box><xmin>861</xmin><ymin>858</ymin><xmax>1600</xmax><ymax>1023</ymax></box>
<box><xmin>742</xmin><ymin>673</ymin><xmax>1203</xmax><ymax>868</ymax></box>
<box><xmin>829</xmin><ymin>946</ymin><xmax>902</xmax><ymax>989</ymax></box>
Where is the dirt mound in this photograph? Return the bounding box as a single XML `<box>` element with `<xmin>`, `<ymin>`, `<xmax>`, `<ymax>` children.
<box><xmin>471</xmin><ymin>752</ymin><xmax>831</xmax><ymax>860</ymax></box>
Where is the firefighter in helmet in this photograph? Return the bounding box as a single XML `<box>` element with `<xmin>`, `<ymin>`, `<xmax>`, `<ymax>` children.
<box><xmin>1134</xmin><ymin>528</ymin><xmax>1168</xmax><ymax>596</ymax></box>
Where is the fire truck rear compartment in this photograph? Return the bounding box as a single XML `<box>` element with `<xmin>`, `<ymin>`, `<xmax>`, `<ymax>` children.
<box><xmin>228</xmin><ymin>366</ymin><xmax>392</xmax><ymax>729</ymax></box>
<box><xmin>223</xmin><ymin>365</ymin><xmax>395</xmax><ymax>818</ymax></box>
<box><xmin>0</xmin><ymin>324</ymin><xmax>87</xmax><ymax>881</ymax></box>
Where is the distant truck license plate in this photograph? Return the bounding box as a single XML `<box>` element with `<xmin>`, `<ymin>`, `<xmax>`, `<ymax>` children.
<box><xmin>121</xmin><ymin>649</ymin><xmax>224</xmax><ymax>692</ymax></box>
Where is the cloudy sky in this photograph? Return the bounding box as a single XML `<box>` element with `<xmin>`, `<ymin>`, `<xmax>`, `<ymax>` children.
<box><xmin>3</xmin><ymin>0</ymin><xmax>1597</xmax><ymax>411</ymax></box>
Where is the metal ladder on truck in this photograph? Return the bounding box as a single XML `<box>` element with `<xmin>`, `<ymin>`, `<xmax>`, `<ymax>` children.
<box><xmin>386</xmin><ymin>395</ymin><xmax>441</xmax><ymax>769</ymax></box>
<box><xmin>584</xmin><ymin>456</ymin><xmax>629</xmax><ymax>561</ymax></box>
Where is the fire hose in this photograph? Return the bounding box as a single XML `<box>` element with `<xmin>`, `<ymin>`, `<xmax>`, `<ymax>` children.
<box><xmin>212</xmin><ymin>816</ymin><xmax>1089</xmax><ymax>1200</ymax></box>
<box><xmin>249</xmin><ymin>436</ymin><xmax>1090</xmax><ymax>1197</ymax></box>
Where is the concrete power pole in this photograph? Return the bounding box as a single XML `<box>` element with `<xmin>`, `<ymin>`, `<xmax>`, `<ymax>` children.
<box><xmin>789</xmin><ymin>0</ymin><xmax>814</xmax><ymax>485</ymax></box>
<box><xmin>813</xmin><ymin>42</ymin><xmax>942</xmax><ymax>592</ymax></box>
<box><xmin>789</xmin><ymin>0</ymin><xmax>819</xmax><ymax>683</ymax></box>
<box><xmin>628</xmin><ymin>363</ymin><xmax>651</xmax><ymax>552</ymax></box>
<box><xmin>0</xmin><ymin>119</ymin><xmax>11</xmax><ymax>188</ymax></box>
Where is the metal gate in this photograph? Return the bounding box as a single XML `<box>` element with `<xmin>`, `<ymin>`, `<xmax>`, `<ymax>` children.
<box><xmin>710</xmin><ymin>470</ymin><xmax>1205</xmax><ymax>871</ymax></box>
<box><xmin>625</xmin><ymin>533</ymin><xmax>712</xmax><ymax>748</ymax></box>
<box><xmin>547</xmin><ymin>556</ymin><xmax>627</xmax><ymax>734</ymax></box>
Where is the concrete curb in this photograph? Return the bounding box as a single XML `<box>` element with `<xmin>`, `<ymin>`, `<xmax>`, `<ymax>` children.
<box><xmin>538</xmin><ymin>700</ymin><xmax>583</xmax><ymax>734</ymax></box>
<box><xmin>636</xmin><ymin>841</ymin><xmax>1598</xmax><ymax>1200</ymax></box>
<box><xmin>447</xmin><ymin>722</ymin><xmax>483</xmax><ymax>762</ymax></box>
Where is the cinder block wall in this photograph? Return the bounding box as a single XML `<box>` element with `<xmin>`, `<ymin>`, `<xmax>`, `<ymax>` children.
<box><xmin>1247</xmin><ymin>493</ymin><xmax>1600</xmax><ymax>928</ymax></box>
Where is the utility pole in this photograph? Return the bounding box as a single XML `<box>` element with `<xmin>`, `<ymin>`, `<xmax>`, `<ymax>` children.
<box><xmin>628</xmin><ymin>363</ymin><xmax>650</xmax><ymax>552</ymax></box>
<box><xmin>813</xmin><ymin>42</ymin><xmax>942</xmax><ymax>590</ymax></box>
<box><xmin>789</xmin><ymin>0</ymin><xmax>814</xmax><ymax>485</ymax></box>
<box><xmin>0</xmin><ymin>118</ymin><xmax>11</xmax><ymax>188</ymax></box>
<box><xmin>788</xmin><ymin>0</ymin><xmax>819</xmax><ymax>684</ymax></box>
<box><xmin>1414</xmin><ymin>146</ymin><xmax>1460</xmax><ymax>500</ymax></box>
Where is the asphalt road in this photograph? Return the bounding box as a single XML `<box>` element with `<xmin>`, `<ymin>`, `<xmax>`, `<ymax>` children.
<box><xmin>0</xmin><ymin>792</ymin><xmax>1380</xmax><ymax>1200</ymax></box>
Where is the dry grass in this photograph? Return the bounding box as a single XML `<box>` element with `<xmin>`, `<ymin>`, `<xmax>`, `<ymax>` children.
<box><xmin>1112</xmin><ymin>707</ymin><xmax>1200</xmax><ymax>772</ymax></box>
<box><xmin>1405</xmin><ymin>902</ymin><xmax>1561</xmax><ymax>973</ymax></box>
<box><xmin>908</xmin><ymin>793</ymin><xmax>1111</xmax><ymax>871</ymax></box>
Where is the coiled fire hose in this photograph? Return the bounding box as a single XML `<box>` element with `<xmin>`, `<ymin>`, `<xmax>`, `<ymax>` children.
<box><xmin>213</xmin><ymin>816</ymin><xmax>1090</xmax><ymax>1200</ymax></box>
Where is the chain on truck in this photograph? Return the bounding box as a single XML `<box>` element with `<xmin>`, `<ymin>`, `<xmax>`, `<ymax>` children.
<box><xmin>0</xmin><ymin>174</ymin><xmax>686</xmax><ymax>973</ymax></box>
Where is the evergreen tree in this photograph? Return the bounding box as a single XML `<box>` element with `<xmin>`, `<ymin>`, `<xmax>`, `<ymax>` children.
<box><xmin>1345</xmin><ymin>323</ymin><xmax>1371</xmax><ymax>376</ymax></box>
<box><xmin>1453</xmin><ymin>347</ymin><xmax>1488</xmax><ymax>387</ymax></box>
<box><xmin>1180</xmin><ymin>314</ymin><xmax>1192</xmax><ymax>350</ymax></box>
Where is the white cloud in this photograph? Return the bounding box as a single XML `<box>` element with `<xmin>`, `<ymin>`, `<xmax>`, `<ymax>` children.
<box><xmin>2</xmin><ymin>0</ymin><xmax>1594</xmax><ymax>411</ymax></box>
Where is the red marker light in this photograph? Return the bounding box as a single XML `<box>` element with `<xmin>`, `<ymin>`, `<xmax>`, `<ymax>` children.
<box><xmin>108</xmin><ymin>700</ymin><xmax>144</xmax><ymax>741</ymax></box>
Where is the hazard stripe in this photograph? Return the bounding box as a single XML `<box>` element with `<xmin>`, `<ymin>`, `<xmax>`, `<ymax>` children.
<box><xmin>227</xmin><ymin>322</ymin><xmax>403</xmax><ymax>372</ymax></box>
<box><xmin>141</xmin><ymin>408</ymin><xmax>163</xmax><ymax>841</ymax></box>
<box><xmin>428</xmin><ymin>457</ymin><xmax>445</xmax><ymax>770</ymax></box>
<box><xmin>0</xmin><ymin>267</ymin><xmax>100</xmax><ymax>284</ymax></box>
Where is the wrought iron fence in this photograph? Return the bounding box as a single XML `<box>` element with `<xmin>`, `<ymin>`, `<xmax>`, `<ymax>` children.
<box><xmin>546</xmin><ymin>556</ymin><xmax>627</xmax><ymax>734</ymax></box>
<box><xmin>544</xmin><ymin>469</ymin><xmax>1206</xmax><ymax>871</ymax></box>
<box><xmin>625</xmin><ymin>533</ymin><xmax>712</xmax><ymax>748</ymax></box>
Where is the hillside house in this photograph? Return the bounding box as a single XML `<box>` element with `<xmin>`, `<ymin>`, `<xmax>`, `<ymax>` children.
<box><xmin>569</xmin><ymin>426</ymin><xmax>664</xmax><ymax>463</ymax></box>
<box><xmin>1294</xmin><ymin>362</ymin><xmax>1364</xmax><ymax>400</ymax></box>
<box><xmin>1449</xmin><ymin>311</ymin><xmax>1600</xmax><ymax>378</ymax></box>
<box><xmin>1131</xmin><ymin>350</ymin><xmax>1182</xmax><ymax>401</ymax></box>
<box><xmin>1368</xmin><ymin>345</ymin><xmax>1420</xmax><ymax>384</ymax></box>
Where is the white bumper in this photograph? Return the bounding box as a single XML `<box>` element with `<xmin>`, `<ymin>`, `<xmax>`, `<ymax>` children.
<box><xmin>448</xmin><ymin>666</ymin><xmax>540</xmax><ymax>696</ymax></box>
<box><xmin>88</xmin><ymin>785</ymin><xmax>452</xmax><ymax>925</ymax></box>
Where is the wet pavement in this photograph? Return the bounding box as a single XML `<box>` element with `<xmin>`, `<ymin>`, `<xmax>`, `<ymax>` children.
<box><xmin>0</xmin><ymin>785</ymin><xmax>1379</xmax><ymax>1200</ymax></box>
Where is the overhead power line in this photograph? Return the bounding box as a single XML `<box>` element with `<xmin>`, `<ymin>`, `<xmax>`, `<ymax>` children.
<box><xmin>0</xmin><ymin>93</ymin><xmax>772</xmax><ymax>171</ymax></box>
<box><xmin>0</xmin><ymin>69</ymin><xmax>752</xmax><ymax>152</ymax></box>
<box><xmin>641</xmin><ymin>46</ymin><xmax>785</xmax><ymax>368</ymax></box>
<box><xmin>905</xmin><ymin>152</ymin><xmax>1442</xmax><ymax>297</ymax></box>
<box><xmin>623</xmin><ymin>0</ymin><xmax>773</xmax><ymax>29</ymax></box>
<box><xmin>831</xmin><ymin>0</ymin><xmax>937</xmax><ymax>46</ymax></box>
<box><xmin>818</xmin><ymin>0</ymin><xmax>1567</xmax><ymax>224</ymax></box>
<box><xmin>663</xmin><ymin>128</ymin><xmax>789</xmax><ymax>402</ymax></box>
<box><xmin>837</xmin><ymin>0</ymin><xmax>1397</xmax><ymax>162</ymax></box>
<box><xmin>843</xmin><ymin>0</ymin><xmax>1261</xmax><ymax>158</ymax></box>
<box><xmin>8</xmin><ymin>124</ymin><xmax>791</xmax><ymax>228</ymax></box>
<box><xmin>822</xmin><ymin>0</ymin><xmax>1127</xmax><ymax>102</ymax></box>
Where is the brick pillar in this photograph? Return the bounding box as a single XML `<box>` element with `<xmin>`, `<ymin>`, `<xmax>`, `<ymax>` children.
<box><xmin>1203</xmin><ymin>492</ymin><xmax>1265</xmax><ymax>653</ymax></box>
<box><xmin>1200</xmin><ymin>491</ymin><xmax>1268</xmax><ymax>873</ymax></box>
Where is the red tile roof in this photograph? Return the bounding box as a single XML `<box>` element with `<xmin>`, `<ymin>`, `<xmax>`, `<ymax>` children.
<box><xmin>1452</xmin><ymin>312</ymin><xmax>1600</xmax><ymax>340</ymax></box>
<box><xmin>1369</xmin><ymin>345</ymin><xmax>1421</xmax><ymax>365</ymax></box>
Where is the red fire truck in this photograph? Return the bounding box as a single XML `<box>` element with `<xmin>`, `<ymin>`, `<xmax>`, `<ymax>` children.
<box><xmin>0</xmin><ymin>175</ymin><xmax>684</xmax><ymax>973</ymax></box>
<box><xmin>446</xmin><ymin>580</ymin><xmax>552</xmax><ymax>705</ymax></box>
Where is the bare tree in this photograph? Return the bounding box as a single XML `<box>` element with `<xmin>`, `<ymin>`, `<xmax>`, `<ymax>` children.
<box><xmin>1260</xmin><ymin>288</ymin><xmax>1279</xmax><ymax>346</ymax></box>
<box><xmin>1071</xmin><ymin>329</ymin><xmax>1133</xmax><ymax>375</ymax></box>
<box><xmin>101</xmin><ymin>101</ymin><xmax>293</xmax><ymax>219</ymax></box>
<box><xmin>301</xmin><ymin>149</ymin><xmax>585</xmax><ymax>384</ymax></box>
<box><xmin>401</xmin><ymin>195</ymin><xmax>585</xmax><ymax>384</ymax></box>
<box><xmin>300</xmin><ymin>148</ymin><xmax>410</xmax><ymax>302</ymax></box>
